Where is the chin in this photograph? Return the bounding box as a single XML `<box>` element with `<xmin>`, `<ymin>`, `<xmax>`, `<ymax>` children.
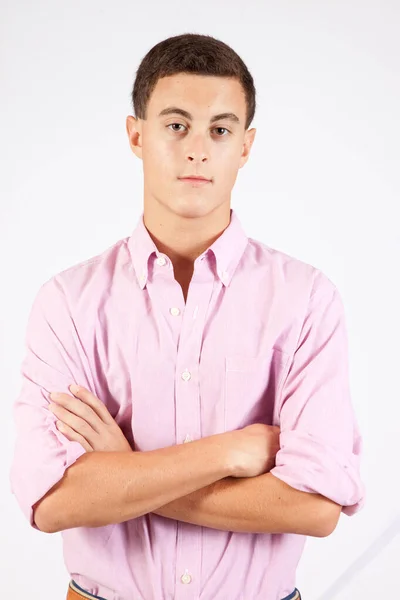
<box><xmin>167</xmin><ymin>198</ymin><xmax>216</xmax><ymax>219</ymax></box>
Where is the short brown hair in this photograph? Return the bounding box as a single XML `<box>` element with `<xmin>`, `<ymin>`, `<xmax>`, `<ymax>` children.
<box><xmin>131</xmin><ymin>33</ymin><xmax>256</xmax><ymax>130</ymax></box>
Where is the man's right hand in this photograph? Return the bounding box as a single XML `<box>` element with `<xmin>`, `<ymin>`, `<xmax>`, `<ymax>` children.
<box><xmin>221</xmin><ymin>423</ymin><xmax>281</xmax><ymax>478</ymax></box>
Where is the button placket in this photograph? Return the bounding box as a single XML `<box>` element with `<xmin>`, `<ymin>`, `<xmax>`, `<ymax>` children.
<box><xmin>174</xmin><ymin>269</ymin><xmax>214</xmax><ymax>599</ymax></box>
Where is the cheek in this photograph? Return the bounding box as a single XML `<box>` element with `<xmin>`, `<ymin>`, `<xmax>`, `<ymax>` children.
<box><xmin>215</xmin><ymin>148</ymin><xmax>242</xmax><ymax>185</ymax></box>
<box><xmin>143</xmin><ymin>142</ymin><xmax>174</xmax><ymax>180</ymax></box>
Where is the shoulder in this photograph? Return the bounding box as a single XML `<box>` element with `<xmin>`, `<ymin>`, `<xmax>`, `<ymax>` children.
<box><xmin>38</xmin><ymin>236</ymin><xmax>131</xmax><ymax>303</ymax></box>
<box><xmin>246</xmin><ymin>237</ymin><xmax>338</xmax><ymax>299</ymax></box>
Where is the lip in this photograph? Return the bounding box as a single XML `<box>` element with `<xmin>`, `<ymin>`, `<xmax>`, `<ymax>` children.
<box><xmin>178</xmin><ymin>176</ymin><xmax>211</xmax><ymax>185</ymax></box>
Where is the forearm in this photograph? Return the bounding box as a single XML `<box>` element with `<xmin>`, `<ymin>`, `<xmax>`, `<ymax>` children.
<box><xmin>34</xmin><ymin>435</ymin><xmax>232</xmax><ymax>533</ymax></box>
<box><xmin>153</xmin><ymin>472</ymin><xmax>337</xmax><ymax>537</ymax></box>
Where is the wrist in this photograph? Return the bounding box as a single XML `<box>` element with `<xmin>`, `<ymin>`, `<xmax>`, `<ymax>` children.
<box><xmin>207</xmin><ymin>431</ymin><xmax>236</xmax><ymax>478</ymax></box>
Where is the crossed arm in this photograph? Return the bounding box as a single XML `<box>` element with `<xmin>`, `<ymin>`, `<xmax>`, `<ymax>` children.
<box><xmin>151</xmin><ymin>469</ymin><xmax>341</xmax><ymax>538</ymax></box>
<box><xmin>43</xmin><ymin>385</ymin><xmax>342</xmax><ymax>537</ymax></box>
<box><xmin>16</xmin><ymin>275</ymin><xmax>360</xmax><ymax>537</ymax></box>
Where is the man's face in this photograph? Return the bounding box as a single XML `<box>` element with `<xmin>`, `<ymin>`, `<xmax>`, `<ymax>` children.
<box><xmin>126</xmin><ymin>73</ymin><xmax>256</xmax><ymax>220</ymax></box>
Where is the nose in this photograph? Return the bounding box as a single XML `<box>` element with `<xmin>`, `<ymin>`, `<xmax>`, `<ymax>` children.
<box><xmin>188</xmin><ymin>154</ymin><xmax>207</xmax><ymax>163</ymax></box>
<box><xmin>186</xmin><ymin>134</ymin><xmax>209</xmax><ymax>163</ymax></box>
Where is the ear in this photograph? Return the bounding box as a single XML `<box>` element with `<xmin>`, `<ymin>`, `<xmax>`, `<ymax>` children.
<box><xmin>238</xmin><ymin>127</ymin><xmax>256</xmax><ymax>169</ymax></box>
<box><xmin>126</xmin><ymin>115</ymin><xmax>143</xmax><ymax>160</ymax></box>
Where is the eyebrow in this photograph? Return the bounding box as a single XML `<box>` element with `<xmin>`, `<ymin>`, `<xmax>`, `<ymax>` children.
<box><xmin>158</xmin><ymin>107</ymin><xmax>240</xmax><ymax>125</ymax></box>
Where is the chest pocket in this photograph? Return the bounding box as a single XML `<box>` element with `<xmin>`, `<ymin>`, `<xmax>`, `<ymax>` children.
<box><xmin>224</xmin><ymin>350</ymin><xmax>289</xmax><ymax>432</ymax></box>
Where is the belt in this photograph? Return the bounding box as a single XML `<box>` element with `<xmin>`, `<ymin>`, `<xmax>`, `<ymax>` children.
<box><xmin>67</xmin><ymin>580</ymin><xmax>107</xmax><ymax>600</ymax></box>
<box><xmin>67</xmin><ymin>579</ymin><xmax>301</xmax><ymax>600</ymax></box>
<box><xmin>284</xmin><ymin>590</ymin><xmax>301</xmax><ymax>600</ymax></box>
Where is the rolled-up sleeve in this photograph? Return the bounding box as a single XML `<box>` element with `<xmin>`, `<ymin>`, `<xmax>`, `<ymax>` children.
<box><xmin>9</xmin><ymin>277</ymin><xmax>88</xmax><ymax>529</ymax></box>
<box><xmin>270</xmin><ymin>273</ymin><xmax>366</xmax><ymax>516</ymax></box>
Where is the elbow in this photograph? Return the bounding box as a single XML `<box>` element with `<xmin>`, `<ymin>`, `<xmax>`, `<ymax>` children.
<box><xmin>32</xmin><ymin>469</ymin><xmax>74</xmax><ymax>533</ymax></box>
<box><xmin>312</xmin><ymin>502</ymin><xmax>342</xmax><ymax>538</ymax></box>
<box><xmin>312</xmin><ymin>520</ymin><xmax>336</xmax><ymax>538</ymax></box>
<box><xmin>33</xmin><ymin>498</ymin><xmax>54</xmax><ymax>533</ymax></box>
<box><xmin>33</xmin><ymin>492</ymin><xmax>62</xmax><ymax>533</ymax></box>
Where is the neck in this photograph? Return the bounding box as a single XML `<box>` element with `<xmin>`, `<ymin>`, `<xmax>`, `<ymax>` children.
<box><xmin>143</xmin><ymin>198</ymin><xmax>231</xmax><ymax>269</ymax></box>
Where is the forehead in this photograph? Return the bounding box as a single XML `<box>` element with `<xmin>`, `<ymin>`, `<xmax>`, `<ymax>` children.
<box><xmin>147</xmin><ymin>73</ymin><xmax>246</xmax><ymax>121</ymax></box>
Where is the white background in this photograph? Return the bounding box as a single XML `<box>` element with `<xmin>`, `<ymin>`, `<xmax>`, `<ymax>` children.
<box><xmin>1</xmin><ymin>1</ymin><xmax>399</xmax><ymax>598</ymax></box>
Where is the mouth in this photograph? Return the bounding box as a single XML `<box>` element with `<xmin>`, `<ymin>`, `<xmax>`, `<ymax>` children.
<box><xmin>178</xmin><ymin>176</ymin><xmax>211</xmax><ymax>186</ymax></box>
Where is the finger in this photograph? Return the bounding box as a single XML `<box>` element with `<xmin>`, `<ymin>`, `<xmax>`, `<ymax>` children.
<box><xmin>49</xmin><ymin>393</ymin><xmax>104</xmax><ymax>434</ymax></box>
<box><xmin>69</xmin><ymin>385</ymin><xmax>115</xmax><ymax>426</ymax></box>
<box><xmin>55</xmin><ymin>420</ymin><xmax>93</xmax><ymax>452</ymax></box>
<box><xmin>49</xmin><ymin>403</ymin><xmax>98</xmax><ymax>446</ymax></box>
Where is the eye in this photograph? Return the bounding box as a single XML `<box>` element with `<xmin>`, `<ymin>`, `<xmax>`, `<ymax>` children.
<box><xmin>167</xmin><ymin>123</ymin><xmax>186</xmax><ymax>132</ymax></box>
<box><xmin>213</xmin><ymin>127</ymin><xmax>230</xmax><ymax>136</ymax></box>
<box><xmin>166</xmin><ymin>123</ymin><xmax>231</xmax><ymax>136</ymax></box>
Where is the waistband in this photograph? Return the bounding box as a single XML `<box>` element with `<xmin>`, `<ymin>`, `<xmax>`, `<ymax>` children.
<box><xmin>68</xmin><ymin>580</ymin><xmax>108</xmax><ymax>600</ymax></box>
<box><xmin>68</xmin><ymin>579</ymin><xmax>301</xmax><ymax>600</ymax></box>
<box><xmin>282</xmin><ymin>589</ymin><xmax>301</xmax><ymax>600</ymax></box>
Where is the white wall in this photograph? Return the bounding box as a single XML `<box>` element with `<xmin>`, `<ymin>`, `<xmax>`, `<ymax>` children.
<box><xmin>2</xmin><ymin>1</ymin><xmax>399</xmax><ymax>598</ymax></box>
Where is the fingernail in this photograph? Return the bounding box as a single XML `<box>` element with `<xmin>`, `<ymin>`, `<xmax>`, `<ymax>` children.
<box><xmin>70</xmin><ymin>384</ymin><xmax>80</xmax><ymax>394</ymax></box>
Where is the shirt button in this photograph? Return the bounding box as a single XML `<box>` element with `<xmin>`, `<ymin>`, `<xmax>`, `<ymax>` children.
<box><xmin>181</xmin><ymin>570</ymin><xmax>192</xmax><ymax>584</ymax></box>
<box><xmin>181</xmin><ymin>370</ymin><xmax>191</xmax><ymax>382</ymax></box>
<box><xmin>183</xmin><ymin>434</ymin><xmax>192</xmax><ymax>443</ymax></box>
<box><xmin>170</xmin><ymin>307</ymin><xmax>180</xmax><ymax>316</ymax></box>
<box><xmin>156</xmin><ymin>256</ymin><xmax>167</xmax><ymax>266</ymax></box>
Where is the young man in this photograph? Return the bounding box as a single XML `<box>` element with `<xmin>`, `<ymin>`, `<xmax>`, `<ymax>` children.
<box><xmin>10</xmin><ymin>33</ymin><xmax>365</xmax><ymax>600</ymax></box>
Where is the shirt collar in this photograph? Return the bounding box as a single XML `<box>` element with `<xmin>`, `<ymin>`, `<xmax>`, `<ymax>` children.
<box><xmin>127</xmin><ymin>208</ymin><xmax>249</xmax><ymax>290</ymax></box>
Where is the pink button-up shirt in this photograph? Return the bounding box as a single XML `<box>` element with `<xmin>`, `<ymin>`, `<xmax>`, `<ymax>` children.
<box><xmin>10</xmin><ymin>208</ymin><xmax>365</xmax><ymax>600</ymax></box>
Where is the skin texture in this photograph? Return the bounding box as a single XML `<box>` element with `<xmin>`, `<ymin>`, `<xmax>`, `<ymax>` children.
<box><xmin>34</xmin><ymin>74</ymin><xmax>342</xmax><ymax>535</ymax></box>
<box><xmin>125</xmin><ymin>73</ymin><xmax>256</xmax><ymax>299</ymax></box>
<box><xmin>41</xmin><ymin>387</ymin><xmax>340</xmax><ymax>537</ymax></box>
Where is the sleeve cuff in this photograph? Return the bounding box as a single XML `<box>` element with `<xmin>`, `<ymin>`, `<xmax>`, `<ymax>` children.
<box><xmin>10</xmin><ymin>420</ymin><xmax>87</xmax><ymax>530</ymax></box>
<box><xmin>270</xmin><ymin>429</ymin><xmax>366</xmax><ymax>516</ymax></box>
